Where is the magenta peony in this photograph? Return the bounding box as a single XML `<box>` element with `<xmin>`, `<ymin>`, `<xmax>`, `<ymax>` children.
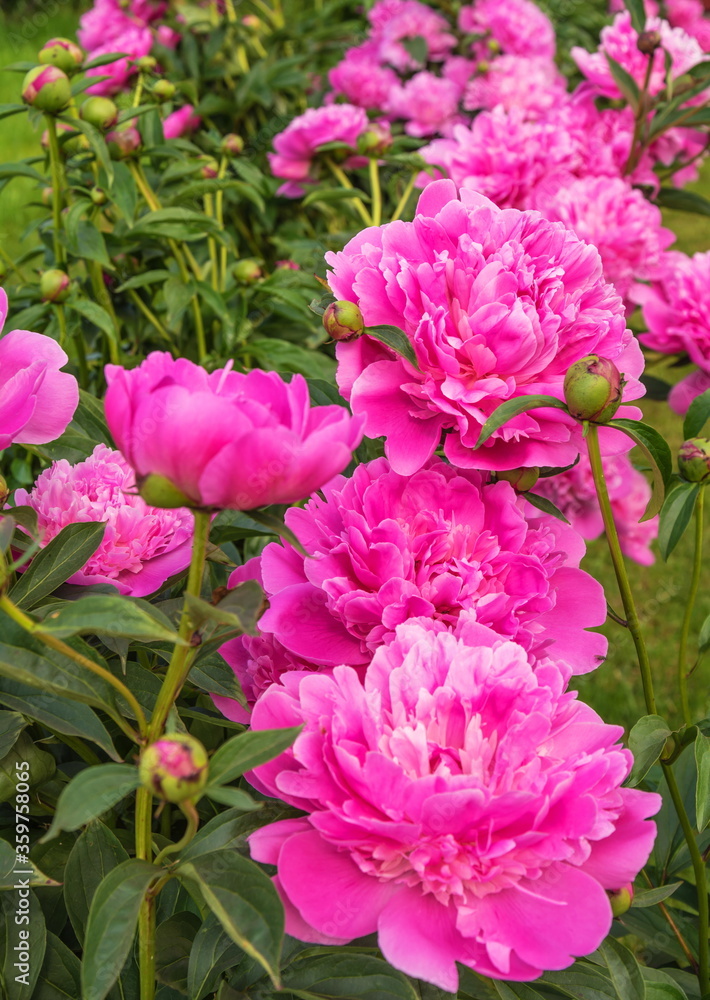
<box><xmin>227</xmin><ymin>456</ymin><xmax>608</xmax><ymax>679</ymax></box>
<box><xmin>78</xmin><ymin>0</ymin><xmax>153</xmax><ymax>96</ymax></box>
<box><xmin>247</xmin><ymin>620</ymin><xmax>661</xmax><ymax>989</ymax></box>
<box><xmin>669</xmin><ymin>369</ymin><xmax>710</xmax><ymax>415</ymax></box>
<box><xmin>269</xmin><ymin>104</ymin><xmax>369</xmax><ymax>198</ymax></box>
<box><xmin>326</xmin><ymin>180</ymin><xmax>644</xmax><ymax>473</ymax></box>
<box><xmin>0</xmin><ymin>289</ymin><xmax>78</xmax><ymax>450</ymax></box>
<box><xmin>163</xmin><ymin>105</ymin><xmax>202</xmax><ymax>139</ymax></box>
<box><xmin>637</xmin><ymin>249</ymin><xmax>710</xmax><ymax>369</ymax></box>
<box><xmin>104</xmin><ymin>352</ymin><xmax>364</xmax><ymax>510</ymax></box>
<box><xmin>368</xmin><ymin>0</ymin><xmax>455</xmax><ymax>70</ymax></box>
<box><xmin>328</xmin><ymin>43</ymin><xmax>400</xmax><ymax>110</ymax></box>
<box><xmin>463</xmin><ymin>55</ymin><xmax>567</xmax><ymax>119</ymax></box>
<box><xmin>459</xmin><ymin>0</ymin><xmax>556</xmax><ymax>60</ymax></box>
<box><xmin>13</xmin><ymin>444</ymin><xmax>193</xmax><ymax>596</ymax></box>
<box><xmin>385</xmin><ymin>72</ymin><xmax>462</xmax><ymax>137</ymax></box>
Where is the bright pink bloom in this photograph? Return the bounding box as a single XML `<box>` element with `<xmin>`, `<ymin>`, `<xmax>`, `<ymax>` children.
<box><xmin>248</xmin><ymin>620</ymin><xmax>661</xmax><ymax>990</ymax></box>
<box><xmin>386</xmin><ymin>72</ymin><xmax>462</xmax><ymax>137</ymax></box>
<box><xmin>669</xmin><ymin>369</ymin><xmax>710</xmax><ymax>415</ymax></box>
<box><xmin>464</xmin><ymin>56</ymin><xmax>567</xmax><ymax>118</ymax></box>
<box><xmin>237</xmin><ymin>456</ymin><xmax>609</xmax><ymax>676</ymax></box>
<box><xmin>536</xmin><ymin>449</ymin><xmax>657</xmax><ymax>565</ymax></box>
<box><xmin>531</xmin><ymin>176</ymin><xmax>674</xmax><ymax>309</ymax></box>
<box><xmin>328</xmin><ymin>43</ymin><xmax>400</xmax><ymax>110</ymax></box>
<box><xmin>637</xmin><ymin>250</ymin><xmax>710</xmax><ymax>369</ymax></box>
<box><xmin>104</xmin><ymin>352</ymin><xmax>364</xmax><ymax>510</ymax></box>
<box><xmin>572</xmin><ymin>11</ymin><xmax>704</xmax><ymax>100</ymax></box>
<box><xmin>79</xmin><ymin>0</ymin><xmax>153</xmax><ymax>96</ymax></box>
<box><xmin>163</xmin><ymin>105</ymin><xmax>202</xmax><ymax>139</ymax></box>
<box><xmin>459</xmin><ymin>0</ymin><xmax>556</xmax><ymax>60</ymax></box>
<box><xmin>368</xmin><ymin>0</ymin><xmax>455</xmax><ymax>69</ymax></box>
<box><xmin>326</xmin><ymin>180</ymin><xmax>644</xmax><ymax>473</ymax></box>
<box><xmin>667</xmin><ymin>0</ymin><xmax>710</xmax><ymax>49</ymax></box>
<box><xmin>269</xmin><ymin>104</ymin><xmax>369</xmax><ymax>198</ymax></box>
<box><xmin>0</xmin><ymin>289</ymin><xmax>78</xmax><ymax>450</ymax></box>
<box><xmin>13</xmin><ymin>444</ymin><xmax>193</xmax><ymax>596</ymax></box>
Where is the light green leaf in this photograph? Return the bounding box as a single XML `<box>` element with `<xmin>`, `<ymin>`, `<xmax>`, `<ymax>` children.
<box><xmin>43</xmin><ymin>765</ymin><xmax>141</xmax><ymax>841</ymax></box>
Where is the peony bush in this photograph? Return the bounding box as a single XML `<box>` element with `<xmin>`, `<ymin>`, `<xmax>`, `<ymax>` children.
<box><xmin>0</xmin><ymin>1</ymin><xmax>709</xmax><ymax>999</ymax></box>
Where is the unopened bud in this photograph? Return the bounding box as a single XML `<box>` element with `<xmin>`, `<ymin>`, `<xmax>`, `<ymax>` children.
<box><xmin>221</xmin><ymin>133</ymin><xmax>244</xmax><ymax>156</ymax></box>
<box><xmin>496</xmin><ymin>467</ymin><xmax>540</xmax><ymax>492</ymax></box>
<box><xmin>136</xmin><ymin>55</ymin><xmax>157</xmax><ymax>73</ymax></box>
<box><xmin>199</xmin><ymin>156</ymin><xmax>219</xmax><ymax>180</ymax></box>
<box><xmin>138</xmin><ymin>473</ymin><xmax>193</xmax><ymax>509</ymax></box>
<box><xmin>637</xmin><ymin>30</ymin><xmax>661</xmax><ymax>55</ymax></box>
<box><xmin>357</xmin><ymin>123</ymin><xmax>392</xmax><ymax>156</ymax></box>
<box><xmin>139</xmin><ymin>734</ymin><xmax>208</xmax><ymax>803</ymax></box>
<box><xmin>233</xmin><ymin>258</ymin><xmax>262</xmax><ymax>284</ymax></box>
<box><xmin>90</xmin><ymin>187</ymin><xmax>108</xmax><ymax>206</ymax></box>
<box><xmin>152</xmin><ymin>79</ymin><xmax>176</xmax><ymax>103</ymax></box>
<box><xmin>476</xmin><ymin>60</ymin><xmax>490</xmax><ymax>73</ymax></box>
<box><xmin>0</xmin><ymin>476</ymin><xmax>8</xmax><ymax>507</ymax></box>
<box><xmin>275</xmin><ymin>259</ymin><xmax>299</xmax><ymax>270</ymax></box>
<box><xmin>41</xmin><ymin>186</ymin><xmax>54</xmax><ymax>206</ymax></box>
<box><xmin>38</xmin><ymin>37</ymin><xmax>84</xmax><ymax>75</ymax></box>
<box><xmin>22</xmin><ymin>65</ymin><xmax>71</xmax><ymax>114</ymax></box>
<box><xmin>323</xmin><ymin>300</ymin><xmax>364</xmax><ymax>342</ymax></box>
<box><xmin>242</xmin><ymin>14</ymin><xmax>264</xmax><ymax>30</ymax></box>
<box><xmin>106</xmin><ymin>125</ymin><xmax>142</xmax><ymax>160</ymax></box>
<box><xmin>80</xmin><ymin>96</ymin><xmax>119</xmax><ymax>131</ymax></box>
<box><xmin>41</xmin><ymin>121</ymin><xmax>84</xmax><ymax>156</ymax></box>
<box><xmin>608</xmin><ymin>884</ymin><xmax>633</xmax><ymax>918</ymax></box>
<box><xmin>563</xmin><ymin>355</ymin><xmax>623</xmax><ymax>423</ymax></box>
<box><xmin>40</xmin><ymin>269</ymin><xmax>71</xmax><ymax>303</ymax></box>
<box><xmin>678</xmin><ymin>437</ymin><xmax>710</xmax><ymax>483</ymax></box>
<box><xmin>487</xmin><ymin>38</ymin><xmax>501</xmax><ymax>55</ymax></box>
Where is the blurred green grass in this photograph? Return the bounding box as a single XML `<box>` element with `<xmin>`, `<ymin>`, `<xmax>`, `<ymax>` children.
<box><xmin>0</xmin><ymin>7</ymin><xmax>708</xmax><ymax>733</ymax></box>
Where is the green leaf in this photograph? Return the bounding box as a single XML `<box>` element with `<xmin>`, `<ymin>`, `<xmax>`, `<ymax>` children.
<box><xmin>683</xmin><ymin>387</ymin><xmax>710</xmax><ymax>439</ymax></box>
<box><xmin>68</xmin><ymin>116</ymin><xmax>113</xmax><ymax>184</ymax></box>
<box><xmin>631</xmin><ymin>882</ymin><xmax>682</xmax><ymax>907</ymax></box>
<box><xmin>658</xmin><ymin>481</ymin><xmax>700</xmax><ymax>560</ymax></box>
<box><xmin>65</xmin><ymin>298</ymin><xmax>118</xmax><ymax>346</ymax></box>
<box><xmin>476</xmin><ymin>396</ymin><xmax>569</xmax><ymax>449</ymax></box>
<box><xmin>249</xmin><ymin>337</ymin><xmax>336</xmax><ymax>381</ymax></box>
<box><xmin>185</xmin><ymin>580</ymin><xmax>264</xmax><ymax>635</ymax></box>
<box><xmin>604</xmin><ymin>53</ymin><xmax>641</xmax><ymax>108</ymax></box>
<box><xmin>302</xmin><ymin>185</ymin><xmax>372</xmax><ymax>207</ymax></box>
<box><xmin>43</xmin><ymin>764</ymin><xmax>141</xmax><ymax>841</ymax></box>
<box><xmin>181</xmin><ymin>809</ymin><xmax>266</xmax><ymax>864</ymax></box>
<box><xmin>33</xmin><ymin>931</ymin><xmax>82</xmax><ymax>1000</ymax></box>
<box><xmin>156</xmin><ymin>912</ymin><xmax>201</xmax><ymax>993</ymax></box>
<box><xmin>607</xmin><ymin>417</ymin><xmax>672</xmax><ymax>519</ymax></box>
<box><xmin>0</xmin><ymin>710</ymin><xmax>26</xmax><ymax>758</ymax></box>
<box><xmin>364</xmin><ymin>324</ymin><xmax>418</xmax><ymax>369</ymax></box>
<box><xmin>0</xmin><ymin>839</ymin><xmax>59</xmax><ymax>891</ymax></box>
<box><xmin>0</xmin><ymin>103</ymin><xmax>27</xmax><ymax>122</ymax></box>
<box><xmin>64</xmin><ymin>821</ymin><xmax>130</xmax><ymax>945</ymax></box>
<box><xmin>0</xmin><ymin>889</ymin><xmax>46</xmax><ymax>999</ymax></box>
<box><xmin>627</xmin><ymin>715</ymin><xmax>672</xmax><ymax>786</ymax></box>
<box><xmin>598</xmin><ymin>938</ymin><xmax>645</xmax><ymax>1000</ymax></box>
<box><xmin>655</xmin><ymin>187</ymin><xmax>710</xmax><ymax>217</ymax></box>
<box><xmin>177</xmin><ymin>849</ymin><xmax>284</xmax><ymax>987</ymax></box>
<box><xmin>282</xmin><ymin>953</ymin><xmax>419</xmax><ymax>1000</ymax></box>
<box><xmin>131</xmin><ymin>207</ymin><xmax>221</xmax><ymax>241</ymax></box>
<box><xmin>65</xmin><ymin>220</ymin><xmax>112</xmax><ymax>268</ymax></box>
<box><xmin>625</xmin><ymin>0</ymin><xmax>647</xmax><ymax>32</ymax></box>
<box><xmin>203</xmin><ymin>786</ymin><xmax>262</xmax><ymax>809</ymax></box>
<box><xmin>190</xmin><ymin>653</ymin><xmax>247</xmax><ymax>703</ymax></box>
<box><xmin>694</xmin><ymin>730</ymin><xmax>710</xmax><ymax>831</ymax></box>
<box><xmin>523</xmin><ymin>492</ymin><xmax>570</xmax><ymax>524</ymax></box>
<box><xmin>115</xmin><ymin>269</ymin><xmax>172</xmax><ymax>293</ymax></box>
<box><xmin>207</xmin><ymin>727</ymin><xmax>301</xmax><ymax>788</ymax></box>
<box><xmin>37</xmin><ymin>595</ymin><xmax>185</xmax><ymax>645</ymax></box>
<box><xmin>9</xmin><ymin>522</ymin><xmax>106</xmax><ymax>609</ymax></box>
<box><xmin>641</xmin><ymin>968</ymin><xmax>690</xmax><ymax>1000</ymax></box>
<box><xmin>698</xmin><ymin>612</ymin><xmax>710</xmax><ymax>654</ymax></box>
<box><xmin>81</xmin><ymin>859</ymin><xmax>158</xmax><ymax>1000</ymax></box>
<box><xmin>187</xmin><ymin>912</ymin><xmax>243</xmax><ymax>1000</ymax></box>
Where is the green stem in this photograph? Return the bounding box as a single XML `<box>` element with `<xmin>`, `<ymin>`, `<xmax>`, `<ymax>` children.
<box><xmin>135</xmin><ymin>784</ymin><xmax>156</xmax><ymax>1000</ymax></box>
<box><xmin>325</xmin><ymin>157</ymin><xmax>373</xmax><ymax>227</ymax></box>
<box><xmin>153</xmin><ymin>800</ymin><xmax>200</xmax><ymax>865</ymax></box>
<box><xmin>0</xmin><ymin>244</ymin><xmax>28</xmax><ymax>283</ymax></box>
<box><xmin>678</xmin><ymin>488</ymin><xmax>704</xmax><ymax>727</ymax></box>
<box><xmin>45</xmin><ymin>115</ymin><xmax>65</xmax><ymax>266</ymax></box>
<box><xmin>663</xmin><ymin>763</ymin><xmax>709</xmax><ymax>993</ymax></box>
<box><xmin>127</xmin><ymin>288</ymin><xmax>174</xmax><ymax>348</ymax></box>
<box><xmin>216</xmin><ymin>156</ymin><xmax>228</xmax><ymax>293</ymax></box>
<box><xmin>391</xmin><ymin>172</ymin><xmax>417</xmax><ymax>222</ymax></box>
<box><xmin>87</xmin><ymin>260</ymin><xmax>120</xmax><ymax>365</ymax></box>
<box><xmin>586</xmin><ymin>423</ymin><xmax>657</xmax><ymax>715</ymax></box>
<box><xmin>204</xmin><ymin>193</ymin><xmax>220</xmax><ymax>293</ymax></box>
<box><xmin>368</xmin><ymin>157</ymin><xmax>382</xmax><ymax>228</ymax></box>
<box><xmin>624</xmin><ymin>53</ymin><xmax>655</xmax><ymax>176</ymax></box>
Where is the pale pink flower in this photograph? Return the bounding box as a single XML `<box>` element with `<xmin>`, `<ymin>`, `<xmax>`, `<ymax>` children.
<box><xmin>13</xmin><ymin>444</ymin><xmax>193</xmax><ymax>596</ymax></box>
<box><xmin>269</xmin><ymin>104</ymin><xmax>369</xmax><ymax>198</ymax></box>
<box><xmin>163</xmin><ymin>105</ymin><xmax>201</xmax><ymax>139</ymax></box>
<box><xmin>328</xmin><ymin>43</ymin><xmax>400</xmax><ymax>110</ymax></box>
<box><xmin>386</xmin><ymin>72</ymin><xmax>462</xmax><ymax>137</ymax></box>
<box><xmin>0</xmin><ymin>289</ymin><xmax>78</xmax><ymax>450</ymax></box>
<box><xmin>368</xmin><ymin>0</ymin><xmax>456</xmax><ymax>70</ymax></box>
<box><xmin>238</xmin><ymin>456</ymin><xmax>609</xmax><ymax>676</ymax></box>
<box><xmin>459</xmin><ymin>0</ymin><xmax>556</xmax><ymax>60</ymax></box>
<box><xmin>327</xmin><ymin>180</ymin><xmax>644</xmax><ymax>473</ymax></box>
<box><xmin>464</xmin><ymin>55</ymin><xmax>566</xmax><ymax>118</ymax></box>
<box><xmin>248</xmin><ymin>620</ymin><xmax>661</xmax><ymax>990</ymax></box>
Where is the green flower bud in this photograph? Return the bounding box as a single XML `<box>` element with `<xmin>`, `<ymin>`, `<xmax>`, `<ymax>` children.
<box><xmin>38</xmin><ymin>37</ymin><xmax>84</xmax><ymax>75</ymax></box>
<box><xmin>22</xmin><ymin>65</ymin><xmax>72</xmax><ymax>114</ymax></box>
<box><xmin>678</xmin><ymin>437</ymin><xmax>710</xmax><ymax>483</ymax></box>
<box><xmin>487</xmin><ymin>38</ymin><xmax>501</xmax><ymax>54</ymax></box>
<box><xmin>323</xmin><ymin>300</ymin><xmax>365</xmax><ymax>342</ymax></box>
<box><xmin>136</xmin><ymin>55</ymin><xmax>157</xmax><ymax>73</ymax></box>
<box><xmin>563</xmin><ymin>355</ymin><xmax>623</xmax><ymax>423</ymax></box>
<box><xmin>40</xmin><ymin>269</ymin><xmax>71</xmax><ymax>303</ymax></box>
<box><xmin>608</xmin><ymin>884</ymin><xmax>633</xmax><ymax>918</ymax></box>
<box><xmin>233</xmin><ymin>258</ymin><xmax>262</xmax><ymax>284</ymax></box>
<box><xmin>139</xmin><ymin>734</ymin><xmax>209</xmax><ymax>803</ymax></box>
<box><xmin>357</xmin><ymin>124</ymin><xmax>392</xmax><ymax>156</ymax></box>
<box><xmin>221</xmin><ymin>133</ymin><xmax>244</xmax><ymax>157</ymax></box>
<box><xmin>0</xmin><ymin>475</ymin><xmax>9</xmax><ymax>506</ymax></box>
<box><xmin>80</xmin><ymin>96</ymin><xmax>119</xmax><ymax>131</ymax></box>
<box><xmin>496</xmin><ymin>467</ymin><xmax>540</xmax><ymax>492</ymax></box>
<box><xmin>106</xmin><ymin>125</ymin><xmax>142</xmax><ymax>160</ymax></box>
<box><xmin>152</xmin><ymin>79</ymin><xmax>176</xmax><ymax>103</ymax></box>
<box><xmin>41</xmin><ymin>122</ymin><xmax>84</xmax><ymax>157</ymax></box>
<box><xmin>138</xmin><ymin>473</ymin><xmax>194</xmax><ymax>509</ymax></box>
<box><xmin>90</xmin><ymin>186</ymin><xmax>108</xmax><ymax>206</ymax></box>
<box><xmin>41</xmin><ymin>186</ymin><xmax>54</xmax><ymax>206</ymax></box>
<box><xmin>199</xmin><ymin>156</ymin><xmax>219</xmax><ymax>180</ymax></box>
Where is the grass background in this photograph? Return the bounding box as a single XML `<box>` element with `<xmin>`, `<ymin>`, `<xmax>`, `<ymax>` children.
<box><xmin>1</xmin><ymin>3</ymin><xmax>708</xmax><ymax>734</ymax></box>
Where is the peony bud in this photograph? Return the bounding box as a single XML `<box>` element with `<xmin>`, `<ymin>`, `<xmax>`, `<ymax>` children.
<box><xmin>221</xmin><ymin>133</ymin><xmax>244</xmax><ymax>157</ymax></box>
<box><xmin>487</xmin><ymin>38</ymin><xmax>501</xmax><ymax>55</ymax></box>
<box><xmin>41</xmin><ymin>122</ymin><xmax>84</xmax><ymax>157</ymax></box>
<box><xmin>608</xmin><ymin>884</ymin><xmax>633</xmax><ymax>918</ymax></box>
<box><xmin>0</xmin><ymin>475</ymin><xmax>8</xmax><ymax>507</ymax></box>
<box><xmin>242</xmin><ymin>14</ymin><xmax>264</xmax><ymax>30</ymax></box>
<box><xmin>563</xmin><ymin>355</ymin><xmax>623</xmax><ymax>423</ymax></box>
<box><xmin>476</xmin><ymin>60</ymin><xmax>490</xmax><ymax>73</ymax></box>
<box><xmin>637</xmin><ymin>30</ymin><xmax>662</xmax><ymax>55</ymax></box>
<box><xmin>678</xmin><ymin>437</ymin><xmax>710</xmax><ymax>483</ymax></box>
<box><xmin>90</xmin><ymin>187</ymin><xmax>108</xmax><ymax>206</ymax></box>
<box><xmin>233</xmin><ymin>258</ymin><xmax>262</xmax><ymax>284</ymax></box>
<box><xmin>106</xmin><ymin>125</ymin><xmax>142</xmax><ymax>160</ymax></box>
<box><xmin>199</xmin><ymin>156</ymin><xmax>219</xmax><ymax>180</ymax></box>
<box><xmin>323</xmin><ymin>300</ymin><xmax>365</xmax><ymax>342</ymax></box>
<box><xmin>138</xmin><ymin>473</ymin><xmax>194</xmax><ymax>509</ymax></box>
<box><xmin>357</xmin><ymin>123</ymin><xmax>392</xmax><ymax>156</ymax></box>
<box><xmin>152</xmin><ymin>79</ymin><xmax>176</xmax><ymax>103</ymax></box>
<box><xmin>496</xmin><ymin>467</ymin><xmax>540</xmax><ymax>492</ymax></box>
<box><xmin>40</xmin><ymin>269</ymin><xmax>71</xmax><ymax>303</ymax></box>
<box><xmin>39</xmin><ymin>37</ymin><xmax>84</xmax><ymax>75</ymax></box>
<box><xmin>41</xmin><ymin>186</ymin><xmax>54</xmax><ymax>206</ymax></box>
<box><xmin>139</xmin><ymin>734</ymin><xmax>209</xmax><ymax>803</ymax></box>
<box><xmin>80</xmin><ymin>96</ymin><xmax>119</xmax><ymax>131</ymax></box>
<box><xmin>22</xmin><ymin>65</ymin><xmax>71</xmax><ymax>114</ymax></box>
<box><xmin>136</xmin><ymin>55</ymin><xmax>157</xmax><ymax>73</ymax></box>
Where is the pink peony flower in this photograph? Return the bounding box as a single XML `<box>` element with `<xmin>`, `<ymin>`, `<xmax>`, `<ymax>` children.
<box><xmin>535</xmin><ymin>449</ymin><xmax>657</xmax><ymax>565</ymax></box>
<box><xmin>247</xmin><ymin>620</ymin><xmax>661</xmax><ymax>990</ymax></box>
<box><xmin>459</xmin><ymin>0</ymin><xmax>556</xmax><ymax>60</ymax></box>
<box><xmin>463</xmin><ymin>55</ymin><xmax>567</xmax><ymax>119</ymax></box>
<box><xmin>667</xmin><ymin>0</ymin><xmax>710</xmax><ymax>49</ymax></box>
<box><xmin>13</xmin><ymin>444</ymin><xmax>193</xmax><ymax>596</ymax></box>
<box><xmin>79</xmin><ymin>0</ymin><xmax>154</xmax><ymax>96</ymax></box>
<box><xmin>163</xmin><ymin>105</ymin><xmax>202</xmax><ymax>139</ymax></box>
<box><xmin>328</xmin><ymin>43</ymin><xmax>400</xmax><ymax>110</ymax></box>
<box><xmin>530</xmin><ymin>176</ymin><xmax>674</xmax><ymax>309</ymax></box>
<box><xmin>669</xmin><ymin>368</ymin><xmax>710</xmax><ymax>415</ymax></box>
<box><xmin>326</xmin><ymin>180</ymin><xmax>644</xmax><ymax>473</ymax></box>
<box><xmin>234</xmin><ymin>456</ymin><xmax>609</xmax><ymax>677</ymax></box>
<box><xmin>637</xmin><ymin>249</ymin><xmax>710</xmax><ymax>369</ymax></box>
<box><xmin>368</xmin><ymin>0</ymin><xmax>456</xmax><ymax>70</ymax></box>
<box><xmin>104</xmin><ymin>352</ymin><xmax>364</xmax><ymax>510</ymax></box>
<box><xmin>385</xmin><ymin>72</ymin><xmax>462</xmax><ymax>137</ymax></box>
<box><xmin>0</xmin><ymin>289</ymin><xmax>78</xmax><ymax>450</ymax></box>
<box><xmin>269</xmin><ymin>104</ymin><xmax>369</xmax><ymax>198</ymax></box>
<box><xmin>572</xmin><ymin>11</ymin><xmax>704</xmax><ymax>100</ymax></box>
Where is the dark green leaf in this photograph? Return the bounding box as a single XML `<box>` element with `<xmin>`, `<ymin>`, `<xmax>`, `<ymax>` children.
<box><xmin>476</xmin><ymin>396</ymin><xmax>568</xmax><ymax>449</ymax></box>
<box><xmin>639</xmin><ymin>375</ymin><xmax>671</xmax><ymax>401</ymax></box>
<box><xmin>115</xmin><ymin>269</ymin><xmax>172</xmax><ymax>293</ymax></box>
<box><xmin>302</xmin><ymin>185</ymin><xmax>372</xmax><ymax>207</ymax></box>
<box><xmin>282</xmin><ymin>953</ymin><xmax>419</xmax><ymax>1000</ymax></box>
<box><xmin>156</xmin><ymin>912</ymin><xmax>201</xmax><ymax>993</ymax></box>
<box><xmin>65</xmin><ymin>299</ymin><xmax>117</xmax><ymax>345</ymax></box>
<box><xmin>683</xmin><ymin>387</ymin><xmax>710</xmax><ymax>439</ymax></box>
<box><xmin>658</xmin><ymin>481</ymin><xmax>699</xmax><ymax>560</ymax></box>
<box><xmin>82</xmin><ymin>859</ymin><xmax>158</xmax><ymax>1000</ymax></box>
<box><xmin>627</xmin><ymin>715</ymin><xmax>672</xmax><ymax>786</ymax></box>
<box><xmin>523</xmin><ymin>492</ymin><xmax>570</xmax><ymax>524</ymax></box>
<box><xmin>364</xmin><ymin>324</ymin><xmax>418</xmax><ymax>369</ymax></box>
<box><xmin>625</xmin><ymin>0</ymin><xmax>647</xmax><ymax>32</ymax></box>
<box><xmin>631</xmin><ymin>882</ymin><xmax>682</xmax><ymax>907</ymax></box>
<box><xmin>0</xmin><ymin>839</ymin><xmax>58</xmax><ymax>891</ymax></box>
<box><xmin>190</xmin><ymin>653</ymin><xmax>247</xmax><ymax>704</ymax></box>
<box><xmin>695</xmin><ymin>730</ymin><xmax>710</xmax><ymax>831</ymax></box>
<box><xmin>181</xmin><ymin>809</ymin><xmax>263</xmax><ymax>864</ymax></box>
<box><xmin>33</xmin><ymin>931</ymin><xmax>82</xmax><ymax>1000</ymax></box>
<box><xmin>604</xmin><ymin>53</ymin><xmax>641</xmax><ymax>108</ymax></box>
<box><xmin>249</xmin><ymin>338</ymin><xmax>336</xmax><ymax>381</ymax></box>
<box><xmin>0</xmin><ymin>889</ymin><xmax>46</xmax><ymax>999</ymax></box>
<box><xmin>655</xmin><ymin>187</ymin><xmax>710</xmax><ymax>217</ymax></box>
<box><xmin>0</xmin><ymin>710</ymin><xmax>26</xmax><ymax>758</ymax></box>
<box><xmin>131</xmin><ymin>207</ymin><xmax>220</xmax><ymax>241</ymax></box>
<box><xmin>203</xmin><ymin>786</ymin><xmax>262</xmax><ymax>810</ymax></box>
<box><xmin>43</xmin><ymin>765</ymin><xmax>141</xmax><ymax>841</ymax></box>
<box><xmin>68</xmin><ymin>116</ymin><xmax>113</xmax><ymax>184</ymax></box>
<box><xmin>187</xmin><ymin>912</ymin><xmax>243</xmax><ymax>1000</ymax></box>
<box><xmin>66</xmin><ymin>220</ymin><xmax>111</xmax><ymax>268</ymax></box>
<box><xmin>64</xmin><ymin>821</ymin><xmax>130</xmax><ymax>945</ymax></box>
<box><xmin>0</xmin><ymin>103</ymin><xmax>27</xmax><ymax>122</ymax></box>
<box><xmin>698</xmin><ymin>612</ymin><xmax>710</xmax><ymax>654</ymax></box>
<box><xmin>9</xmin><ymin>522</ymin><xmax>106</xmax><ymax>609</ymax></box>
<box><xmin>598</xmin><ymin>938</ymin><xmax>645</xmax><ymax>1000</ymax></box>
<box><xmin>37</xmin><ymin>595</ymin><xmax>185</xmax><ymax>645</ymax></box>
<box><xmin>607</xmin><ymin>417</ymin><xmax>672</xmax><ymax>519</ymax></box>
<box><xmin>185</xmin><ymin>581</ymin><xmax>264</xmax><ymax>635</ymax></box>
<box><xmin>207</xmin><ymin>727</ymin><xmax>301</xmax><ymax>788</ymax></box>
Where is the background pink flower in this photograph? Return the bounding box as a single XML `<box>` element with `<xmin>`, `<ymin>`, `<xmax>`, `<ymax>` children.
<box><xmin>463</xmin><ymin>55</ymin><xmax>567</xmax><ymax>118</ymax></box>
<box><xmin>637</xmin><ymin>249</ymin><xmax>710</xmax><ymax>369</ymax></box>
<box><xmin>248</xmin><ymin>621</ymin><xmax>661</xmax><ymax>990</ymax></box>
<box><xmin>328</xmin><ymin>44</ymin><xmax>400</xmax><ymax>109</ymax></box>
<box><xmin>368</xmin><ymin>0</ymin><xmax>455</xmax><ymax>69</ymax></box>
<box><xmin>385</xmin><ymin>72</ymin><xmax>462</xmax><ymax>137</ymax></box>
<box><xmin>163</xmin><ymin>105</ymin><xmax>202</xmax><ymax>139</ymax></box>
<box><xmin>459</xmin><ymin>0</ymin><xmax>556</xmax><ymax>60</ymax></box>
<box><xmin>13</xmin><ymin>444</ymin><xmax>193</xmax><ymax>596</ymax></box>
